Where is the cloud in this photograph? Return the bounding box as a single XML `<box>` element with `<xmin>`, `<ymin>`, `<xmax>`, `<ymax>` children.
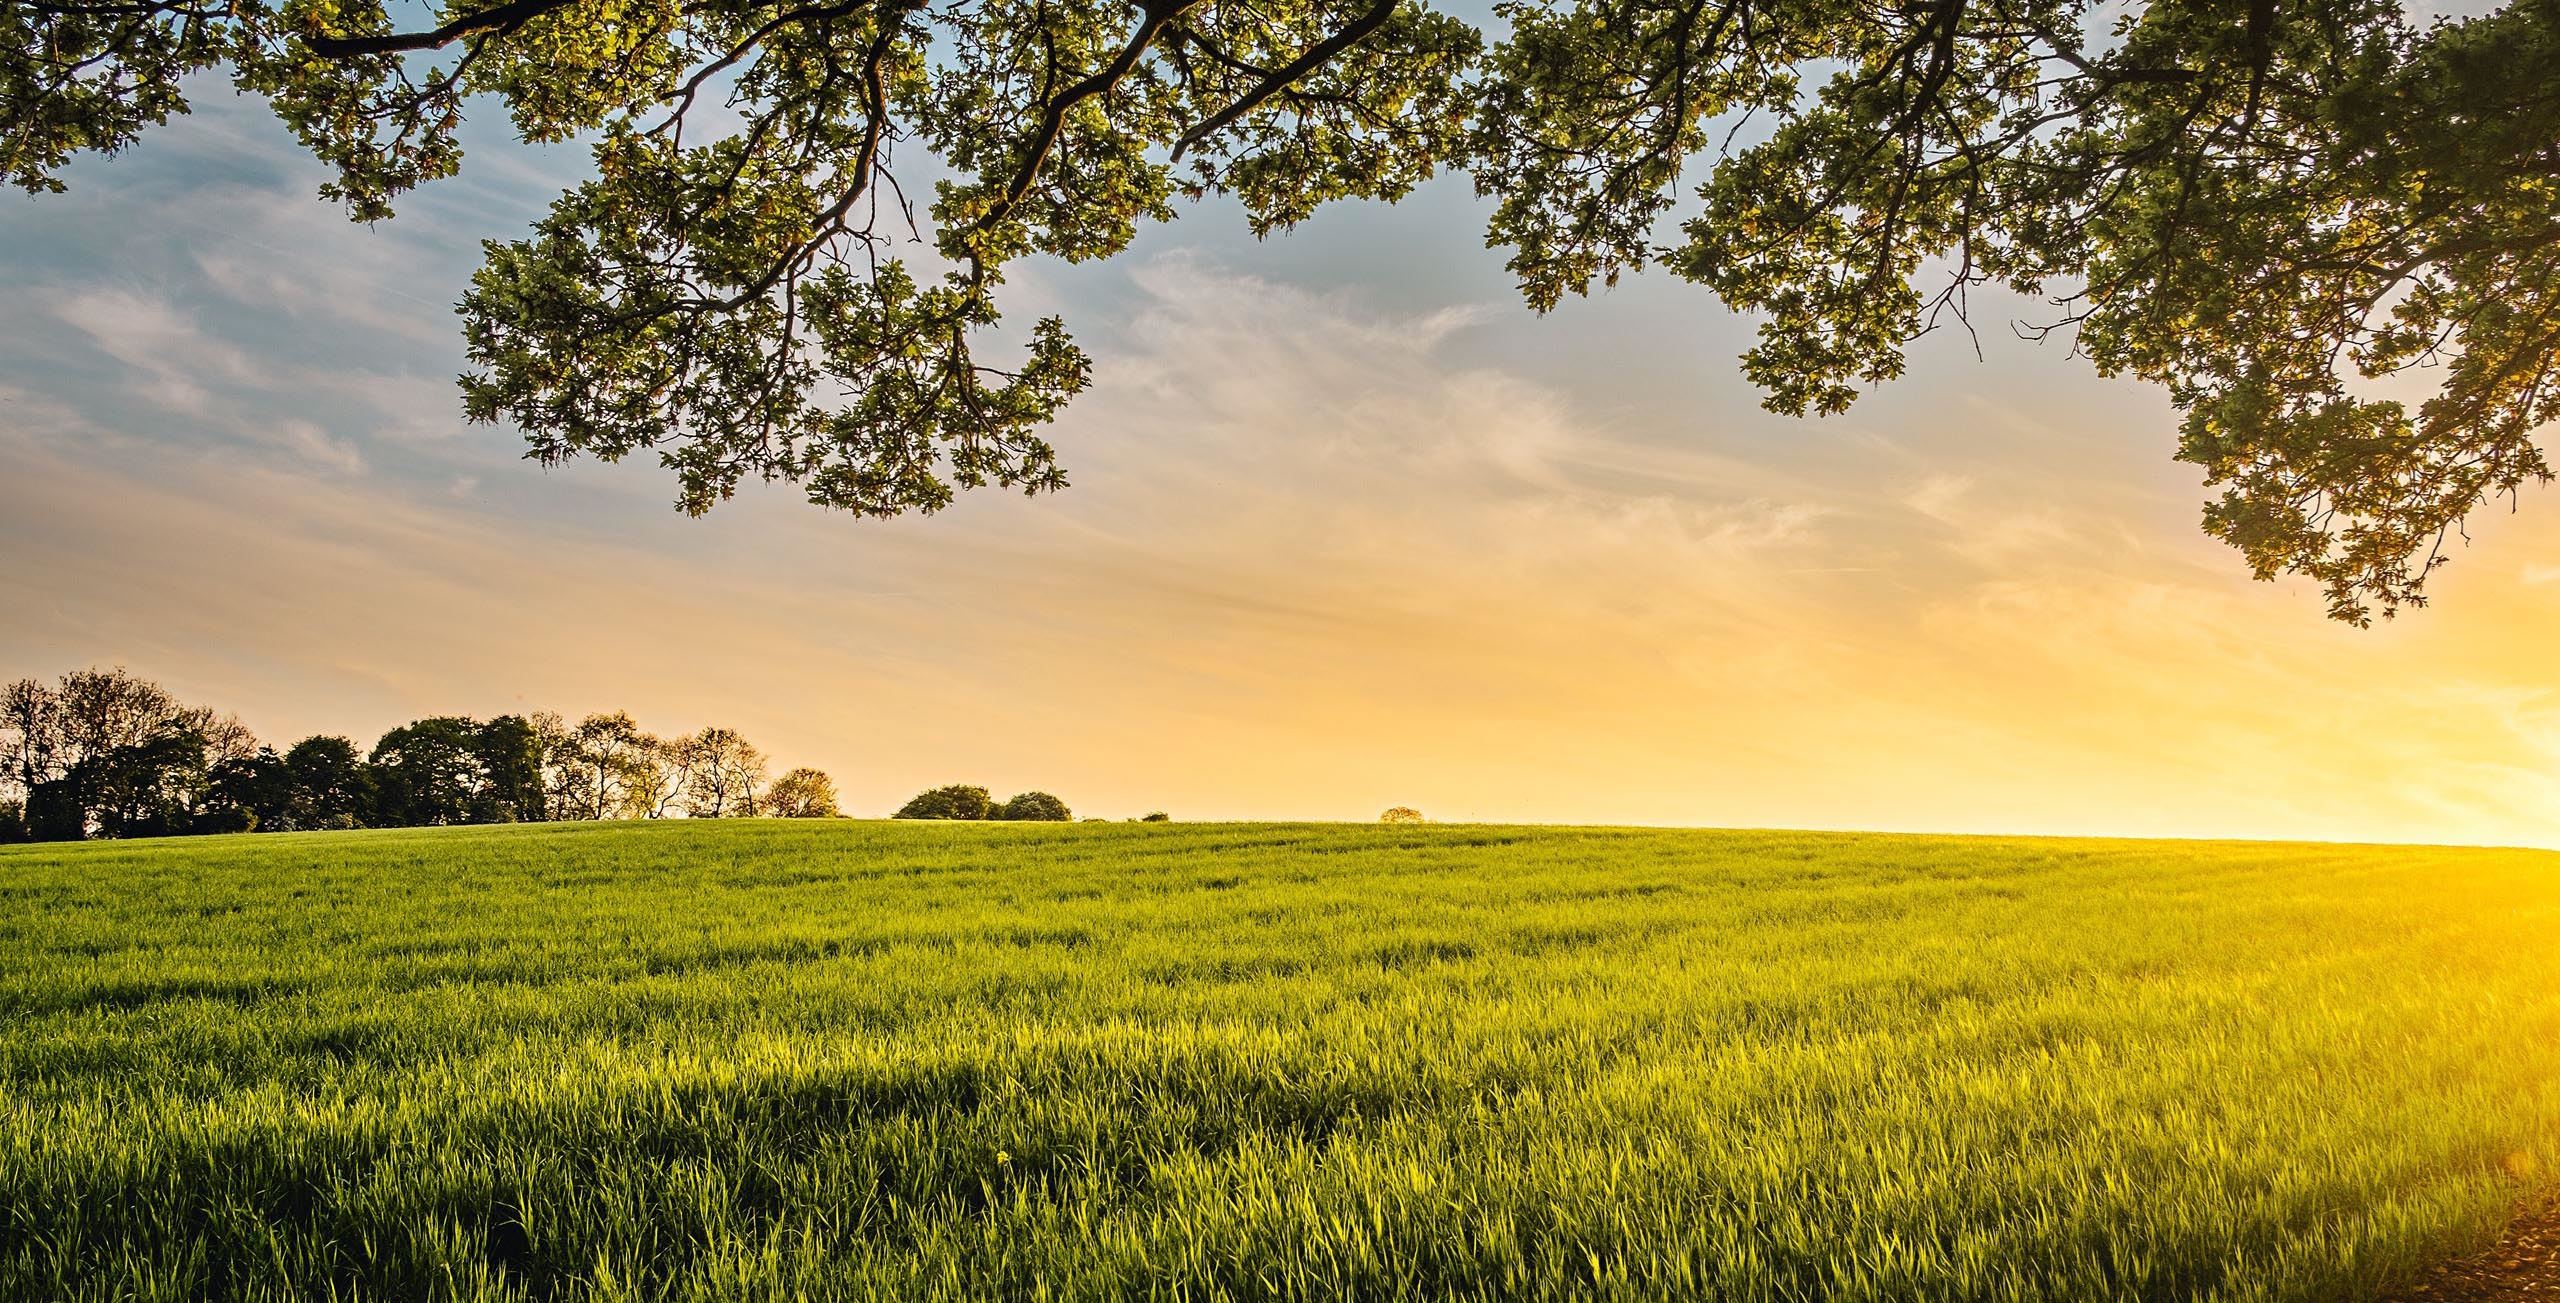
<box><xmin>1083</xmin><ymin>254</ymin><xmax>1838</xmax><ymax>570</ymax></box>
<box><xmin>54</xmin><ymin>287</ymin><xmax>264</xmax><ymax>410</ymax></box>
<box><xmin>273</xmin><ymin>418</ymin><xmax>365</xmax><ymax>474</ymax></box>
<box><xmin>40</xmin><ymin>287</ymin><xmax>376</xmax><ymax>475</ymax></box>
<box><xmin>186</xmin><ymin>185</ymin><xmax>459</xmax><ymax>346</ymax></box>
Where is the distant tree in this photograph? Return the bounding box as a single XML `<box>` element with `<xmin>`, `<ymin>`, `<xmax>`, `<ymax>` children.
<box><xmin>682</xmin><ymin>727</ymin><xmax>766</xmax><ymax>818</ymax></box>
<box><xmin>471</xmin><ymin>715</ymin><xmax>550</xmax><ymax>823</ymax></box>
<box><xmin>897</xmin><ymin>785</ymin><xmax>991</xmax><ymax>821</ymax></box>
<box><xmin>527</xmin><ymin>711</ymin><xmax>583</xmax><ymax>820</ymax></box>
<box><xmin>564</xmin><ymin>711</ymin><xmax>652</xmax><ymax>820</ymax></box>
<box><xmin>199</xmin><ymin>748</ymin><xmax>292</xmax><ymax>833</ymax></box>
<box><xmin>282</xmin><ymin>735</ymin><xmax>370</xmax><ymax>830</ymax></box>
<box><xmin>23</xmin><ymin>776</ymin><xmax>85</xmax><ymax>841</ymax></box>
<box><xmin>8</xmin><ymin>668</ymin><xmax>176</xmax><ymax>831</ymax></box>
<box><xmin>170</xmin><ymin>709</ymin><xmax>259</xmax><ymax>831</ymax></box>
<box><xmin>761</xmin><ymin>768</ymin><xmax>840</xmax><ymax>819</ymax></box>
<box><xmin>0</xmin><ymin>797</ymin><xmax>24</xmax><ymax>844</ymax></box>
<box><xmin>0</xmin><ymin>677</ymin><xmax>56</xmax><ymax>808</ymax></box>
<box><xmin>1380</xmin><ymin>807</ymin><xmax>1425</xmax><ymax>824</ymax></box>
<box><xmin>368</xmin><ymin>717</ymin><xmax>488</xmax><ymax>827</ymax></box>
<box><xmin>183</xmin><ymin>709</ymin><xmax>260</xmax><ymax>770</ymax></box>
<box><xmin>625</xmin><ymin>731</ymin><xmax>699</xmax><ymax>819</ymax></box>
<box><xmin>995</xmin><ymin>791</ymin><xmax>1072</xmax><ymax>822</ymax></box>
<box><xmin>81</xmin><ymin>724</ymin><xmax>213</xmax><ymax>838</ymax></box>
<box><xmin>1</xmin><ymin>669</ymin><xmax>265</xmax><ymax>838</ymax></box>
<box><xmin>1139</xmin><ymin>811</ymin><xmax>1171</xmax><ymax>823</ymax></box>
<box><xmin>51</xmin><ymin>668</ymin><xmax>182</xmax><ymax>771</ymax></box>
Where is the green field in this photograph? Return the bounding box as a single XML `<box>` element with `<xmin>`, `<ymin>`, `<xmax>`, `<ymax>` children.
<box><xmin>3</xmin><ymin>822</ymin><xmax>2557</xmax><ymax>1302</ymax></box>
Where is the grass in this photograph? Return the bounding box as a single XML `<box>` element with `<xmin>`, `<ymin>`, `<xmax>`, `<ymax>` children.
<box><xmin>2</xmin><ymin>820</ymin><xmax>2558</xmax><ymax>1302</ymax></box>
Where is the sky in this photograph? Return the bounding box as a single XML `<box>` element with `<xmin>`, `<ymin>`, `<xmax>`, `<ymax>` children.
<box><xmin>3</xmin><ymin>82</ymin><xmax>2558</xmax><ymax>846</ymax></box>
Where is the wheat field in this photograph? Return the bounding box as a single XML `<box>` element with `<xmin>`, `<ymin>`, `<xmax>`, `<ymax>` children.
<box><xmin>3</xmin><ymin>820</ymin><xmax>2556</xmax><ymax>1301</ymax></box>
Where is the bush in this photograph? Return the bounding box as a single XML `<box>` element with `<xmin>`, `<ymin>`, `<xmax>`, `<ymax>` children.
<box><xmin>1380</xmin><ymin>807</ymin><xmax>1426</xmax><ymax>823</ymax></box>
<box><xmin>1139</xmin><ymin>811</ymin><xmax>1170</xmax><ymax>823</ymax></box>
<box><xmin>0</xmin><ymin>799</ymin><xmax>24</xmax><ymax>845</ymax></box>
<box><xmin>897</xmin><ymin>784</ymin><xmax>991</xmax><ymax>820</ymax></box>
<box><xmin>995</xmin><ymin>791</ymin><xmax>1071</xmax><ymax>822</ymax></box>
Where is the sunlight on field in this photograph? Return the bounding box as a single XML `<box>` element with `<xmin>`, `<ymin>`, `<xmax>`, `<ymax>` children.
<box><xmin>3</xmin><ymin>822</ymin><xmax>2557</xmax><ymax>1301</ymax></box>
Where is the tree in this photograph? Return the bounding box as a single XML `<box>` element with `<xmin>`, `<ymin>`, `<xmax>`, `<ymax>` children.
<box><xmin>1</xmin><ymin>668</ymin><xmax>254</xmax><ymax>838</ymax></box>
<box><xmin>474</xmin><ymin>715</ymin><xmax>550</xmax><ymax>823</ymax></box>
<box><xmin>8</xmin><ymin>0</ymin><xmax>2553</xmax><ymax>620</ymax></box>
<box><xmin>0</xmin><ymin>798</ymin><xmax>24</xmax><ymax>844</ymax></box>
<box><xmin>1</xmin><ymin>678</ymin><xmax>58</xmax><ymax>809</ymax></box>
<box><xmin>682</xmin><ymin>727</ymin><xmax>767</xmax><ymax>817</ymax></box>
<box><xmin>1379</xmin><ymin>806</ymin><xmax>1424</xmax><ymax>823</ymax></box>
<box><xmin>184</xmin><ymin>709</ymin><xmax>260</xmax><ymax>769</ymax></box>
<box><xmin>1485</xmin><ymin>0</ymin><xmax>2560</xmax><ymax>621</ymax></box>
<box><xmin>199</xmin><ymin>748</ymin><xmax>293</xmax><ymax>833</ymax></box>
<box><xmin>562</xmin><ymin>711</ymin><xmax>651</xmax><ymax>819</ymax></box>
<box><xmin>761</xmin><ymin>768</ymin><xmax>841</xmax><ymax>818</ymax></box>
<box><xmin>49</xmin><ymin>668</ymin><xmax>182</xmax><ymax>770</ymax></box>
<box><xmin>368</xmin><ymin>717</ymin><xmax>488</xmax><ymax>827</ymax></box>
<box><xmin>1</xmin><ymin>0</ymin><xmax>1470</xmax><ymax>519</ymax></box>
<box><xmin>78</xmin><ymin>725</ymin><xmax>214</xmax><ymax>838</ymax></box>
<box><xmin>897</xmin><ymin>784</ymin><xmax>991</xmax><ymax>820</ymax></box>
<box><xmin>620</xmin><ymin>730</ymin><xmax>705</xmax><ymax>819</ymax></box>
<box><xmin>994</xmin><ymin>791</ymin><xmax>1072</xmax><ymax>821</ymax></box>
<box><xmin>528</xmin><ymin>711</ymin><xmax>583</xmax><ymax>820</ymax></box>
<box><xmin>283</xmin><ymin>735</ymin><xmax>372</xmax><ymax>830</ymax></box>
<box><xmin>23</xmin><ymin>777</ymin><xmax>86</xmax><ymax>842</ymax></box>
<box><xmin>1138</xmin><ymin>811</ymin><xmax>1170</xmax><ymax>823</ymax></box>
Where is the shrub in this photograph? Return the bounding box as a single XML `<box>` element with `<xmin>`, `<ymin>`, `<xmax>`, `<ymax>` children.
<box><xmin>1381</xmin><ymin>807</ymin><xmax>1426</xmax><ymax>823</ymax></box>
<box><xmin>1139</xmin><ymin>811</ymin><xmax>1170</xmax><ymax>823</ymax></box>
<box><xmin>0</xmin><ymin>799</ymin><xmax>24</xmax><ymax>845</ymax></box>
<box><xmin>897</xmin><ymin>785</ymin><xmax>991</xmax><ymax>820</ymax></box>
<box><xmin>995</xmin><ymin>791</ymin><xmax>1071</xmax><ymax>822</ymax></box>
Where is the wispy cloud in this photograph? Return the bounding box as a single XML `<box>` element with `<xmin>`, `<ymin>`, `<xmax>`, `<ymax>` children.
<box><xmin>55</xmin><ymin>287</ymin><xmax>264</xmax><ymax>410</ymax></box>
<box><xmin>45</xmin><ymin>286</ymin><xmax>370</xmax><ymax>474</ymax></box>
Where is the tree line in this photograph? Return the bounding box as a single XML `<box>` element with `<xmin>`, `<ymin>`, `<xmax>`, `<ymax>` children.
<box><xmin>0</xmin><ymin>667</ymin><xmax>840</xmax><ymax>843</ymax></box>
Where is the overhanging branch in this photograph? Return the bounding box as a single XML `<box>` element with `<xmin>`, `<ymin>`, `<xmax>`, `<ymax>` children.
<box><xmin>1171</xmin><ymin>0</ymin><xmax>1399</xmax><ymax>159</ymax></box>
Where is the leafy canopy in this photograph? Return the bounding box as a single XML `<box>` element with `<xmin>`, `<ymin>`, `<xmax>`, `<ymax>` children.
<box><xmin>5</xmin><ymin>0</ymin><xmax>2553</xmax><ymax>620</ymax></box>
<box><xmin>897</xmin><ymin>783</ymin><xmax>993</xmax><ymax>819</ymax></box>
<box><xmin>761</xmin><ymin>766</ymin><xmax>842</xmax><ymax>817</ymax></box>
<box><xmin>996</xmin><ymin>789</ymin><xmax>1072</xmax><ymax>820</ymax></box>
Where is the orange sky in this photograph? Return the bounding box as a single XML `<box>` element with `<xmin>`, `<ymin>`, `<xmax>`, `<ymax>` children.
<box><xmin>3</xmin><ymin>100</ymin><xmax>2556</xmax><ymax>845</ymax></box>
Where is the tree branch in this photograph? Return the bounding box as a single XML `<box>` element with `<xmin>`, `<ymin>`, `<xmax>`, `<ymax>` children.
<box><xmin>1170</xmin><ymin>0</ymin><xmax>1398</xmax><ymax>159</ymax></box>
<box><xmin>304</xmin><ymin>0</ymin><xmax>581</xmax><ymax>58</ymax></box>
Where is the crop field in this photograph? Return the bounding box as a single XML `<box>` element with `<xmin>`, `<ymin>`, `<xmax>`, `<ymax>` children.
<box><xmin>3</xmin><ymin>822</ymin><xmax>2558</xmax><ymax>1302</ymax></box>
